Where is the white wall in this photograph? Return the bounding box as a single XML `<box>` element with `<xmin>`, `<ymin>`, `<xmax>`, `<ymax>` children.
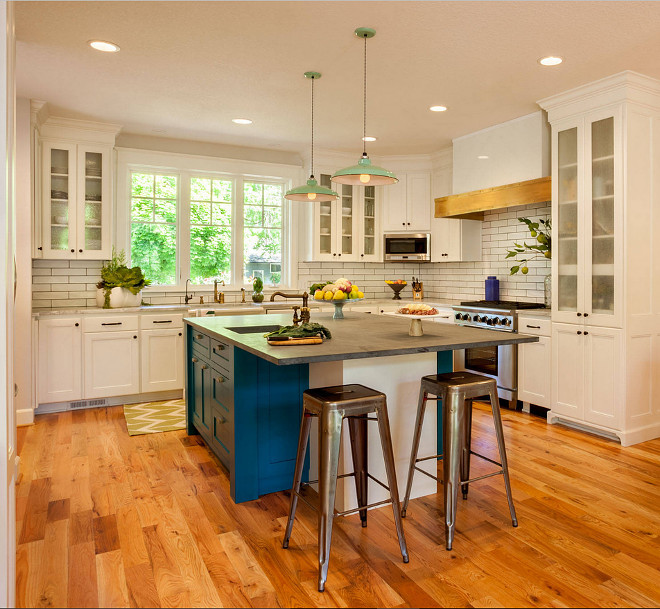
<box><xmin>14</xmin><ymin>97</ymin><xmax>31</xmax><ymax>424</ymax></box>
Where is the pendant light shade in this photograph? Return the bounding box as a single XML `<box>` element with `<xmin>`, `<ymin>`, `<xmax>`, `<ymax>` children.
<box><xmin>285</xmin><ymin>72</ymin><xmax>339</xmax><ymax>203</ymax></box>
<box><xmin>332</xmin><ymin>27</ymin><xmax>398</xmax><ymax>187</ymax></box>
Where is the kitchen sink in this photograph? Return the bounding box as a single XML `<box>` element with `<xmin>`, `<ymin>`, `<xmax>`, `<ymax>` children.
<box><xmin>225</xmin><ymin>324</ymin><xmax>281</xmax><ymax>334</ymax></box>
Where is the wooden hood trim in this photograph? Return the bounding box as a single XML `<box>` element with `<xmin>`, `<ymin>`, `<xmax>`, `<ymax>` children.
<box><xmin>434</xmin><ymin>176</ymin><xmax>551</xmax><ymax>220</ymax></box>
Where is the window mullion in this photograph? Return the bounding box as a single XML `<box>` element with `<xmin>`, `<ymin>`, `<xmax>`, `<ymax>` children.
<box><xmin>234</xmin><ymin>176</ymin><xmax>244</xmax><ymax>286</ymax></box>
<box><xmin>179</xmin><ymin>171</ymin><xmax>191</xmax><ymax>288</ymax></box>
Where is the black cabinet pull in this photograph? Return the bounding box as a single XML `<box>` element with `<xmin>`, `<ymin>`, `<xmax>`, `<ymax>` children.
<box><xmin>577</xmin><ymin>312</ymin><xmax>582</xmax><ymax>317</ymax></box>
<box><xmin>361</xmin><ymin>254</ymin><xmax>364</xmax><ymax>257</ymax></box>
<box><xmin>407</xmin><ymin>222</ymin><xmax>411</xmax><ymax>225</ymax></box>
<box><xmin>584</xmin><ymin>313</ymin><xmax>589</xmax><ymax>317</ymax></box>
<box><xmin>526</xmin><ymin>325</ymin><xmax>541</xmax><ymax>329</ymax></box>
<box><xmin>70</xmin><ymin>249</ymin><xmax>75</xmax><ymax>253</ymax></box>
<box><xmin>37</xmin><ymin>246</ymin><xmax>42</xmax><ymax>251</ymax></box>
<box><xmin>101</xmin><ymin>322</ymin><xmax>122</xmax><ymax>326</ymax></box>
<box><xmin>333</xmin><ymin>253</ymin><xmax>337</xmax><ymax>256</ymax></box>
<box><xmin>338</xmin><ymin>253</ymin><xmax>341</xmax><ymax>257</ymax></box>
<box><xmin>584</xmin><ymin>331</ymin><xmax>589</xmax><ymax>335</ymax></box>
<box><xmin>153</xmin><ymin>320</ymin><xmax>172</xmax><ymax>324</ymax></box>
<box><xmin>178</xmin><ymin>332</ymin><xmax>182</xmax><ymax>336</ymax></box>
<box><xmin>79</xmin><ymin>249</ymin><xmax>83</xmax><ymax>253</ymax></box>
<box><xmin>74</xmin><ymin>322</ymin><xmax>79</xmax><ymax>327</ymax></box>
<box><xmin>577</xmin><ymin>331</ymin><xmax>582</xmax><ymax>335</ymax></box>
<box><xmin>133</xmin><ymin>335</ymin><xmax>137</xmax><ymax>339</ymax></box>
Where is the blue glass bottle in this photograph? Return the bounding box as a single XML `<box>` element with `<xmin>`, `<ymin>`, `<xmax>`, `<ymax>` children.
<box><xmin>485</xmin><ymin>276</ymin><xmax>499</xmax><ymax>301</ymax></box>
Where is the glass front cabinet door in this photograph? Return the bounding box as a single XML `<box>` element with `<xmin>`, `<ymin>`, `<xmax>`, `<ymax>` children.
<box><xmin>40</xmin><ymin>141</ymin><xmax>111</xmax><ymax>260</ymax></box>
<box><xmin>552</xmin><ymin>109</ymin><xmax>622</xmax><ymax>328</ymax></box>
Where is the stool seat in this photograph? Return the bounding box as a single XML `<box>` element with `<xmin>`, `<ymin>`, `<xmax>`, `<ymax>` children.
<box><xmin>283</xmin><ymin>383</ymin><xmax>408</xmax><ymax>592</ymax></box>
<box><xmin>402</xmin><ymin>372</ymin><xmax>518</xmax><ymax>550</ymax></box>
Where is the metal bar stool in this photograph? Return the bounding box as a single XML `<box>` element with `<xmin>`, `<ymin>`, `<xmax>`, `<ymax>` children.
<box><xmin>282</xmin><ymin>384</ymin><xmax>409</xmax><ymax>592</ymax></box>
<box><xmin>401</xmin><ymin>371</ymin><xmax>517</xmax><ymax>550</ymax></box>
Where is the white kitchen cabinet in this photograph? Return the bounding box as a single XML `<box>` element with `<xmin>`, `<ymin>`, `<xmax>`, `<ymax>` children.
<box><xmin>84</xmin><ymin>330</ymin><xmax>141</xmax><ymax>399</ymax></box>
<box><xmin>431</xmin><ymin>217</ymin><xmax>482</xmax><ymax>262</ymax></box>
<box><xmin>539</xmin><ymin>71</ymin><xmax>660</xmax><ymax>445</ymax></box>
<box><xmin>517</xmin><ymin>316</ymin><xmax>551</xmax><ymax>408</ymax></box>
<box><xmin>382</xmin><ymin>173</ymin><xmax>432</xmax><ymax>233</ymax></box>
<box><xmin>551</xmin><ymin>322</ymin><xmax>622</xmax><ymax>429</ymax></box>
<box><xmin>39</xmin><ymin>140</ymin><xmax>112</xmax><ymax>260</ymax></box>
<box><xmin>141</xmin><ymin>328</ymin><xmax>184</xmax><ymax>392</ymax></box>
<box><xmin>38</xmin><ymin>318</ymin><xmax>82</xmax><ymax>403</ymax></box>
<box><xmin>309</xmin><ymin>173</ymin><xmax>380</xmax><ymax>261</ymax></box>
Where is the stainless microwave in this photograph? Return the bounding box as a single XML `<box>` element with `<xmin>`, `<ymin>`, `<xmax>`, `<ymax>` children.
<box><xmin>383</xmin><ymin>233</ymin><xmax>431</xmax><ymax>261</ymax></box>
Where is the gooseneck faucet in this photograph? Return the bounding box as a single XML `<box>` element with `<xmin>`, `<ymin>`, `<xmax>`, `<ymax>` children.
<box><xmin>184</xmin><ymin>279</ymin><xmax>194</xmax><ymax>304</ymax></box>
<box><xmin>270</xmin><ymin>291</ymin><xmax>309</xmax><ymax>309</ymax></box>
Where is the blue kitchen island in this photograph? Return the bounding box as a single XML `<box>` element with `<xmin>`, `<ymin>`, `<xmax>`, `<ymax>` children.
<box><xmin>184</xmin><ymin>312</ymin><xmax>537</xmax><ymax>506</ymax></box>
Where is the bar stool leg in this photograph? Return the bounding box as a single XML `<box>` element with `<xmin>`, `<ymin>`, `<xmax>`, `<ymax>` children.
<box><xmin>460</xmin><ymin>399</ymin><xmax>473</xmax><ymax>500</ymax></box>
<box><xmin>402</xmin><ymin>386</ymin><xmax>428</xmax><ymax>518</ymax></box>
<box><xmin>347</xmin><ymin>414</ymin><xmax>369</xmax><ymax>528</ymax></box>
<box><xmin>375</xmin><ymin>401</ymin><xmax>409</xmax><ymax>563</ymax></box>
<box><xmin>488</xmin><ymin>386</ymin><xmax>518</xmax><ymax>527</ymax></box>
<box><xmin>283</xmin><ymin>410</ymin><xmax>313</xmax><ymax>549</ymax></box>
<box><xmin>443</xmin><ymin>389</ymin><xmax>465</xmax><ymax>551</ymax></box>
<box><xmin>317</xmin><ymin>408</ymin><xmax>343</xmax><ymax>592</ymax></box>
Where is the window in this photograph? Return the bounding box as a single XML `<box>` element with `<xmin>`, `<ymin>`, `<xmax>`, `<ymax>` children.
<box><xmin>126</xmin><ymin>166</ymin><xmax>289</xmax><ymax>289</ymax></box>
<box><xmin>130</xmin><ymin>173</ymin><xmax>178</xmax><ymax>285</ymax></box>
<box><xmin>243</xmin><ymin>181</ymin><xmax>283</xmax><ymax>285</ymax></box>
<box><xmin>190</xmin><ymin>177</ymin><xmax>233</xmax><ymax>285</ymax></box>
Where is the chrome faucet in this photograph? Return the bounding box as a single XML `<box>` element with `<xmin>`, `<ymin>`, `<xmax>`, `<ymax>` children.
<box><xmin>270</xmin><ymin>291</ymin><xmax>309</xmax><ymax>309</ymax></box>
<box><xmin>214</xmin><ymin>279</ymin><xmax>225</xmax><ymax>304</ymax></box>
<box><xmin>184</xmin><ymin>279</ymin><xmax>194</xmax><ymax>304</ymax></box>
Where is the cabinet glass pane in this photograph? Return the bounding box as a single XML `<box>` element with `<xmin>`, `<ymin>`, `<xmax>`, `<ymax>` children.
<box><xmin>84</xmin><ymin>152</ymin><xmax>103</xmax><ymax>250</ymax></box>
<box><xmin>50</xmin><ymin>148</ymin><xmax>70</xmax><ymax>250</ymax></box>
<box><xmin>591</xmin><ymin>117</ymin><xmax>615</xmax><ymax>314</ymax></box>
<box><xmin>364</xmin><ymin>185</ymin><xmax>375</xmax><ymax>256</ymax></box>
<box><xmin>557</xmin><ymin>127</ymin><xmax>578</xmax><ymax>311</ymax></box>
<box><xmin>319</xmin><ymin>174</ymin><xmax>333</xmax><ymax>254</ymax></box>
<box><xmin>341</xmin><ymin>184</ymin><xmax>353</xmax><ymax>255</ymax></box>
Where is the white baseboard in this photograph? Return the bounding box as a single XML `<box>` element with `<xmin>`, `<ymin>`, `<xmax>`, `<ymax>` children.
<box><xmin>15</xmin><ymin>408</ymin><xmax>34</xmax><ymax>426</ymax></box>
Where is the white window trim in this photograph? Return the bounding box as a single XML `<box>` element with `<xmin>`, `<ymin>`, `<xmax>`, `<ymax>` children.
<box><xmin>115</xmin><ymin>147</ymin><xmax>304</xmax><ymax>292</ymax></box>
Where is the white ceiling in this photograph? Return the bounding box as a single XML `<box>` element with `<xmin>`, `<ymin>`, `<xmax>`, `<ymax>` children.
<box><xmin>15</xmin><ymin>1</ymin><xmax>660</xmax><ymax>156</ymax></box>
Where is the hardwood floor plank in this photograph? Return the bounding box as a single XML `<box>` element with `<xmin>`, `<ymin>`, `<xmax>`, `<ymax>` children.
<box><xmin>15</xmin><ymin>404</ymin><xmax>660</xmax><ymax>608</ymax></box>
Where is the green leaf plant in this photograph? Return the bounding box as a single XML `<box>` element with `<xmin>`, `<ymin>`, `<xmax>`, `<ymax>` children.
<box><xmin>506</xmin><ymin>218</ymin><xmax>552</xmax><ymax>275</ymax></box>
<box><xmin>96</xmin><ymin>247</ymin><xmax>152</xmax><ymax>308</ymax></box>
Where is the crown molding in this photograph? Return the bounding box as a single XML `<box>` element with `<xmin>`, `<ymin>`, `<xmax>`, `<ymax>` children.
<box><xmin>43</xmin><ymin>116</ymin><xmax>122</xmax><ymax>135</ymax></box>
<box><xmin>30</xmin><ymin>99</ymin><xmax>48</xmax><ymax>129</ymax></box>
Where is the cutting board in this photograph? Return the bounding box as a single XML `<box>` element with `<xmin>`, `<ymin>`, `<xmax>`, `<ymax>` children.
<box><xmin>267</xmin><ymin>337</ymin><xmax>324</xmax><ymax>346</ymax></box>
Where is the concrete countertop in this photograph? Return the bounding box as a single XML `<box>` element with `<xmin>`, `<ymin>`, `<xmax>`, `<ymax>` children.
<box><xmin>185</xmin><ymin>311</ymin><xmax>538</xmax><ymax>366</ymax></box>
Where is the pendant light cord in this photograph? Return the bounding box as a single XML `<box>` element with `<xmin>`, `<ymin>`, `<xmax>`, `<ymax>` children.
<box><xmin>363</xmin><ymin>34</ymin><xmax>367</xmax><ymax>156</ymax></box>
<box><xmin>310</xmin><ymin>75</ymin><xmax>315</xmax><ymax>179</ymax></box>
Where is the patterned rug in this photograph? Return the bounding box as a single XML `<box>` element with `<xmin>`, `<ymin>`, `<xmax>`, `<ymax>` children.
<box><xmin>123</xmin><ymin>399</ymin><xmax>186</xmax><ymax>436</ymax></box>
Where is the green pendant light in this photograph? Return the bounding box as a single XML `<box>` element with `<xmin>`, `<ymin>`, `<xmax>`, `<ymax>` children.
<box><xmin>285</xmin><ymin>72</ymin><xmax>339</xmax><ymax>202</ymax></box>
<box><xmin>332</xmin><ymin>27</ymin><xmax>398</xmax><ymax>187</ymax></box>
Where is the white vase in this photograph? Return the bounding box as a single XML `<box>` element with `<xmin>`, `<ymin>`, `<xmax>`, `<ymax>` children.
<box><xmin>96</xmin><ymin>287</ymin><xmax>142</xmax><ymax>308</ymax></box>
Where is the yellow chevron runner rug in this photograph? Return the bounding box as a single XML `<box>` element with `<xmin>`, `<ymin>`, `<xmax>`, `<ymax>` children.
<box><xmin>123</xmin><ymin>399</ymin><xmax>186</xmax><ymax>436</ymax></box>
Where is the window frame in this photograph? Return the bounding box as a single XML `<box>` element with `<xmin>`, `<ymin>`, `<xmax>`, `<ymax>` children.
<box><xmin>116</xmin><ymin>148</ymin><xmax>300</xmax><ymax>292</ymax></box>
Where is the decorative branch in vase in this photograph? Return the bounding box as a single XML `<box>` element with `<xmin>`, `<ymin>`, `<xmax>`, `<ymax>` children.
<box><xmin>506</xmin><ymin>217</ymin><xmax>552</xmax><ymax>306</ymax></box>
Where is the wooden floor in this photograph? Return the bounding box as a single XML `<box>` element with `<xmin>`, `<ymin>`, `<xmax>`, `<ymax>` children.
<box><xmin>15</xmin><ymin>403</ymin><xmax>660</xmax><ymax>608</ymax></box>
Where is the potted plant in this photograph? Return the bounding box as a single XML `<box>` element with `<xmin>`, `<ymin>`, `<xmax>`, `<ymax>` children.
<box><xmin>252</xmin><ymin>276</ymin><xmax>264</xmax><ymax>303</ymax></box>
<box><xmin>96</xmin><ymin>248</ymin><xmax>151</xmax><ymax>308</ymax></box>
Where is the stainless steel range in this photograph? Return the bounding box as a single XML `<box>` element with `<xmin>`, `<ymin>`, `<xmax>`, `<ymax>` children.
<box><xmin>453</xmin><ymin>300</ymin><xmax>546</xmax><ymax>406</ymax></box>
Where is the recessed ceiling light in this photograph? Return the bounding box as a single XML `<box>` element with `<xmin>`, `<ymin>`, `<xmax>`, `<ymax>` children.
<box><xmin>538</xmin><ymin>56</ymin><xmax>563</xmax><ymax>66</ymax></box>
<box><xmin>89</xmin><ymin>40</ymin><xmax>120</xmax><ymax>53</ymax></box>
<box><xmin>429</xmin><ymin>105</ymin><xmax>448</xmax><ymax>112</ymax></box>
<box><xmin>477</xmin><ymin>155</ymin><xmax>489</xmax><ymax>160</ymax></box>
<box><xmin>232</xmin><ymin>118</ymin><xmax>253</xmax><ymax>125</ymax></box>
<box><xmin>362</xmin><ymin>136</ymin><xmax>377</xmax><ymax>142</ymax></box>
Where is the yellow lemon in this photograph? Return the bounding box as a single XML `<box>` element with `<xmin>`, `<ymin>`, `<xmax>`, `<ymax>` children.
<box><xmin>333</xmin><ymin>290</ymin><xmax>345</xmax><ymax>300</ymax></box>
<box><xmin>314</xmin><ymin>290</ymin><xmax>323</xmax><ymax>301</ymax></box>
<box><xmin>357</xmin><ymin>291</ymin><xmax>364</xmax><ymax>299</ymax></box>
<box><xmin>324</xmin><ymin>291</ymin><xmax>333</xmax><ymax>301</ymax></box>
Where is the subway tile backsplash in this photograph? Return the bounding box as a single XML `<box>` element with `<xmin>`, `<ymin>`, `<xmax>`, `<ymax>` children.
<box><xmin>298</xmin><ymin>203</ymin><xmax>551</xmax><ymax>303</ymax></box>
<box><xmin>32</xmin><ymin>203</ymin><xmax>550</xmax><ymax>309</ymax></box>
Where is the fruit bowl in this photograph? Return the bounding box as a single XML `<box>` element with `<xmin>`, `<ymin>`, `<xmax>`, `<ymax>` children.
<box><xmin>385</xmin><ymin>280</ymin><xmax>407</xmax><ymax>300</ymax></box>
<box><xmin>330</xmin><ymin>298</ymin><xmax>362</xmax><ymax>320</ymax></box>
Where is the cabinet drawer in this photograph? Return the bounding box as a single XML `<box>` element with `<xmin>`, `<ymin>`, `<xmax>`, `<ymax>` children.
<box><xmin>83</xmin><ymin>315</ymin><xmax>139</xmax><ymax>333</ymax></box>
<box><xmin>191</xmin><ymin>330</ymin><xmax>210</xmax><ymax>358</ymax></box>
<box><xmin>140</xmin><ymin>313</ymin><xmax>183</xmax><ymax>330</ymax></box>
<box><xmin>518</xmin><ymin>317</ymin><xmax>551</xmax><ymax>337</ymax></box>
<box><xmin>210</xmin><ymin>339</ymin><xmax>233</xmax><ymax>370</ymax></box>
<box><xmin>210</xmin><ymin>368</ymin><xmax>233</xmax><ymax>411</ymax></box>
<box><xmin>211</xmin><ymin>405</ymin><xmax>233</xmax><ymax>469</ymax></box>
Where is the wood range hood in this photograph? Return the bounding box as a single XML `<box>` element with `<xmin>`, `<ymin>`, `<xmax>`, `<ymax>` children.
<box><xmin>434</xmin><ymin>176</ymin><xmax>551</xmax><ymax>220</ymax></box>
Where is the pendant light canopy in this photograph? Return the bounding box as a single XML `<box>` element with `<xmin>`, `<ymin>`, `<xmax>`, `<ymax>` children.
<box><xmin>332</xmin><ymin>27</ymin><xmax>398</xmax><ymax>187</ymax></box>
<box><xmin>285</xmin><ymin>72</ymin><xmax>339</xmax><ymax>202</ymax></box>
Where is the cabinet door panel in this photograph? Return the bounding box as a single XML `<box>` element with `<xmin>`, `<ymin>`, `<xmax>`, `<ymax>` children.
<box><xmin>406</xmin><ymin>173</ymin><xmax>431</xmax><ymax>231</ymax></box>
<box><xmin>38</xmin><ymin>319</ymin><xmax>82</xmax><ymax>403</ymax></box>
<box><xmin>360</xmin><ymin>185</ymin><xmax>380</xmax><ymax>261</ymax></box>
<box><xmin>518</xmin><ymin>336</ymin><xmax>551</xmax><ymax>408</ymax></box>
<box><xmin>314</xmin><ymin>174</ymin><xmax>337</xmax><ymax>261</ymax></box>
<box><xmin>84</xmin><ymin>331</ymin><xmax>140</xmax><ymax>399</ymax></box>
<box><xmin>42</xmin><ymin>142</ymin><xmax>77</xmax><ymax>259</ymax></box>
<box><xmin>551</xmin><ymin>323</ymin><xmax>584</xmax><ymax>418</ymax></box>
<box><xmin>141</xmin><ymin>329</ymin><xmax>184</xmax><ymax>392</ymax></box>
<box><xmin>381</xmin><ymin>175</ymin><xmax>407</xmax><ymax>232</ymax></box>
<box><xmin>584</xmin><ymin>326</ymin><xmax>622</xmax><ymax>429</ymax></box>
<box><xmin>191</xmin><ymin>356</ymin><xmax>212</xmax><ymax>437</ymax></box>
<box><xmin>338</xmin><ymin>183</ymin><xmax>358</xmax><ymax>260</ymax></box>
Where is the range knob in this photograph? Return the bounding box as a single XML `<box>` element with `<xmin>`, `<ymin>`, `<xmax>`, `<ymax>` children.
<box><xmin>473</xmin><ymin>315</ymin><xmax>481</xmax><ymax>323</ymax></box>
<box><xmin>502</xmin><ymin>318</ymin><xmax>511</xmax><ymax>326</ymax></box>
<box><xmin>486</xmin><ymin>317</ymin><xmax>494</xmax><ymax>325</ymax></box>
<box><xmin>493</xmin><ymin>317</ymin><xmax>501</xmax><ymax>325</ymax></box>
<box><xmin>455</xmin><ymin>313</ymin><xmax>461</xmax><ymax>321</ymax></box>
